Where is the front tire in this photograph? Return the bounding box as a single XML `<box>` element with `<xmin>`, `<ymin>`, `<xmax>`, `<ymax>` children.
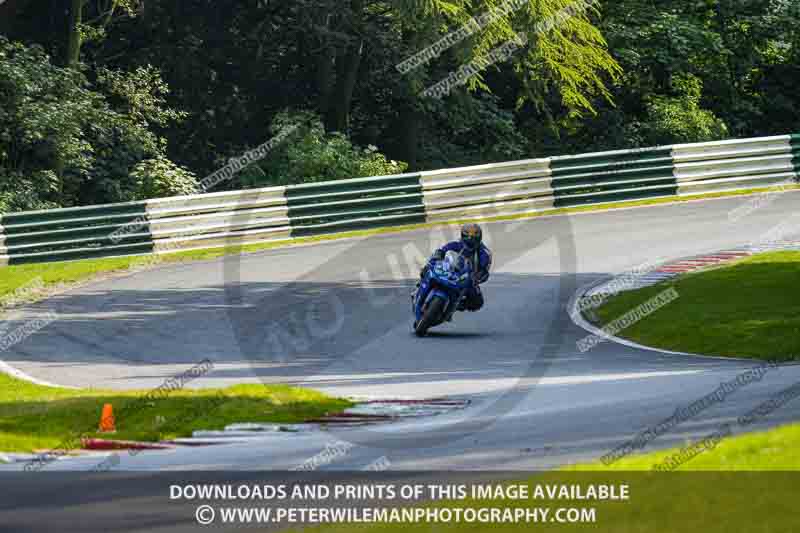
<box><xmin>414</xmin><ymin>296</ymin><xmax>445</xmax><ymax>337</ymax></box>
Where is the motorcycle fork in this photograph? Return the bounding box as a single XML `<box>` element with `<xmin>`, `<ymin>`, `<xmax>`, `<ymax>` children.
<box><xmin>442</xmin><ymin>287</ymin><xmax>466</xmax><ymax>321</ymax></box>
<box><xmin>414</xmin><ymin>278</ymin><xmax>431</xmax><ymax>316</ymax></box>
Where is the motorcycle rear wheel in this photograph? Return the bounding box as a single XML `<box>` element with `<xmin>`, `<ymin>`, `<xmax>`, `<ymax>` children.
<box><xmin>414</xmin><ymin>296</ymin><xmax>445</xmax><ymax>337</ymax></box>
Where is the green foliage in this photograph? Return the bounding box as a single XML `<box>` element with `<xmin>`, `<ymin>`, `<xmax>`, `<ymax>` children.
<box><xmin>96</xmin><ymin>65</ymin><xmax>187</xmax><ymax>127</ymax></box>
<box><xmin>85</xmin><ymin>67</ymin><xmax>189</xmax><ymax>203</ymax></box>
<box><xmin>420</xmin><ymin>94</ymin><xmax>529</xmax><ymax>168</ymax></box>
<box><xmin>0</xmin><ymin>170</ymin><xmax>60</xmax><ymax>213</ymax></box>
<box><xmin>78</xmin><ymin>118</ymin><xmax>162</xmax><ymax>204</ymax></box>
<box><xmin>241</xmin><ymin>111</ymin><xmax>408</xmax><ymax>188</ymax></box>
<box><xmin>463</xmin><ymin>0</ymin><xmax>623</xmax><ymax>116</ymax></box>
<box><xmin>129</xmin><ymin>156</ymin><xmax>198</xmax><ymax>200</ymax></box>
<box><xmin>0</xmin><ymin>37</ymin><xmax>98</xmax><ymax>209</ymax></box>
<box><xmin>640</xmin><ymin>74</ymin><xmax>728</xmax><ymax>146</ymax></box>
<box><xmin>0</xmin><ymin>37</ymin><xmax>190</xmax><ymax>211</ymax></box>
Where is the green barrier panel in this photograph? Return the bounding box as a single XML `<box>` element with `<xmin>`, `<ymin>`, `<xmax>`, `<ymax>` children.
<box><xmin>3</xmin><ymin>221</ymin><xmax>151</xmax><ymax>246</ymax></box>
<box><xmin>2</xmin><ymin>212</ymin><xmax>150</xmax><ymax>236</ymax></box>
<box><xmin>291</xmin><ymin>212</ymin><xmax>427</xmax><ymax>237</ymax></box>
<box><xmin>290</xmin><ymin>204</ymin><xmax>426</xmax><ymax>227</ymax></box>
<box><xmin>791</xmin><ymin>138</ymin><xmax>800</xmax><ymax>176</ymax></box>
<box><xmin>6</xmin><ymin>241</ymin><xmax>156</xmax><ymax>265</ymax></box>
<box><xmin>4</xmin><ymin>233</ymin><xmax>154</xmax><ymax>255</ymax></box>
<box><xmin>553</xmin><ymin>183</ymin><xmax>678</xmax><ymax>207</ymax></box>
<box><xmin>288</xmin><ymin>183</ymin><xmax>422</xmax><ymax>205</ymax></box>
<box><xmin>550</xmin><ymin>155</ymin><xmax>673</xmax><ymax>175</ymax></box>
<box><xmin>553</xmin><ymin>176</ymin><xmax>677</xmax><ymax>199</ymax></box>
<box><xmin>549</xmin><ymin>148</ymin><xmax>678</xmax><ymax>203</ymax></box>
<box><xmin>286</xmin><ymin>173</ymin><xmax>425</xmax><ymax>234</ymax></box>
<box><xmin>285</xmin><ymin>173</ymin><xmax>421</xmax><ymax>198</ymax></box>
<box><xmin>288</xmin><ymin>194</ymin><xmax>424</xmax><ymax>217</ymax></box>
<box><xmin>1</xmin><ymin>202</ymin><xmax>147</xmax><ymax>226</ymax></box>
<box><xmin>550</xmin><ymin>148</ymin><xmax>673</xmax><ymax>170</ymax></box>
<box><xmin>550</xmin><ymin>166</ymin><xmax>675</xmax><ymax>189</ymax></box>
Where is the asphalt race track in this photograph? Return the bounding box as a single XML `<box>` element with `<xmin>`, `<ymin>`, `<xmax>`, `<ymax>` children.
<box><xmin>3</xmin><ymin>192</ymin><xmax>800</xmax><ymax>470</ymax></box>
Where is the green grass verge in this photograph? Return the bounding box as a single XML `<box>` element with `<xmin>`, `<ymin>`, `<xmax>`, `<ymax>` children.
<box><xmin>0</xmin><ymin>372</ymin><xmax>351</xmax><ymax>453</ymax></box>
<box><xmin>288</xmin><ymin>424</ymin><xmax>800</xmax><ymax>533</ymax></box>
<box><xmin>1</xmin><ymin>184</ymin><xmax>797</xmax><ymax>310</ymax></box>
<box><xmin>592</xmin><ymin>250</ymin><xmax>800</xmax><ymax>360</ymax></box>
<box><xmin>570</xmin><ymin>421</ymin><xmax>800</xmax><ymax>471</ymax></box>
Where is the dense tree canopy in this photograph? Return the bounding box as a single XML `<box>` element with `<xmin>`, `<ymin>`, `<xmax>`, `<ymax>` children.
<box><xmin>0</xmin><ymin>0</ymin><xmax>797</xmax><ymax>211</ymax></box>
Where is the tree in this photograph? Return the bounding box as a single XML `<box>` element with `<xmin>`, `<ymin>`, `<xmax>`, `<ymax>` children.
<box><xmin>0</xmin><ymin>37</ymin><xmax>192</xmax><ymax>210</ymax></box>
<box><xmin>288</xmin><ymin>0</ymin><xmax>621</xmax><ymax>167</ymax></box>
<box><xmin>66</xmin><ymin>0</ymin><xmax>140</xmax><ymax>69</ymax></box>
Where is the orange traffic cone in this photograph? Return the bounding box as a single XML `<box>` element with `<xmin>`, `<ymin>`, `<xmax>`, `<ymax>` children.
<box><xmin>98</xmin><ymin>403</ymin><xmax>116</xmax><ymax>433</ymax></box>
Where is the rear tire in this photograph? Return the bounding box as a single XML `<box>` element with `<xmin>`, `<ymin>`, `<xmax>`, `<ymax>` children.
<box><xmin>414</xmin><ymin>296</ymin><xmax>445</xmax><ymax>337</ymax></box>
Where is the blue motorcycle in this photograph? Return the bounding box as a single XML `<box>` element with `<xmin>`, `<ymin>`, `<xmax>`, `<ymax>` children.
<box><xmin>412</xmin><ymin>250</ymin><xmax>474</xmax><ymax>337</ymax></box>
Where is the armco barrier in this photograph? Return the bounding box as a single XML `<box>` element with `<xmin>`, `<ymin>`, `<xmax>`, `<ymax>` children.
<box><xmin>549</xmin><ymin>147</ymin><xmax>677</xmax><ymax>207</ymax></box>
<box><xmin>0</xmin><ymin>133</ymin><xmax>798</xmax><ymax>265</ymax></box>
<box><xmin>286</xmin><ymin>173</ymin><xmax>426</xmax><ymax>237</ymax></box>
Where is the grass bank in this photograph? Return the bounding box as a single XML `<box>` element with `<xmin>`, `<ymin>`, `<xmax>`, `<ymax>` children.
<box><xmin>592</xmin><ymin>250</ymin><xmax>800</xmax><ymax>361</ymax></box>
<box><xmin>288</xmin><ymin>423</ymin><xmax>800</xmax><ymax>533</ymax></box>
<box><xmin>0</xmin><ymin>372</ymin><xmax>351</xmax><ymax>454</ymax></box>
<box><xmin>572</xmin><ymin>421</ymin><xmax>800</xmax><ymax>471</ymax></box>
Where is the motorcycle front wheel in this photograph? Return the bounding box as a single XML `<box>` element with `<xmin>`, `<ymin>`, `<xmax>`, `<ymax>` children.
<box><xmin>414</xmin><ymin>295</ymin><xmax>445</xmax><ymax>337</ymax></box>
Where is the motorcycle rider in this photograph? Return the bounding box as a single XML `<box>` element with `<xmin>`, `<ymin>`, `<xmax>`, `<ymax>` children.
<box><xmin>417</xmin><ymin>223</ymin><xmax>492</xmax><ymax>312</ymax></box>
